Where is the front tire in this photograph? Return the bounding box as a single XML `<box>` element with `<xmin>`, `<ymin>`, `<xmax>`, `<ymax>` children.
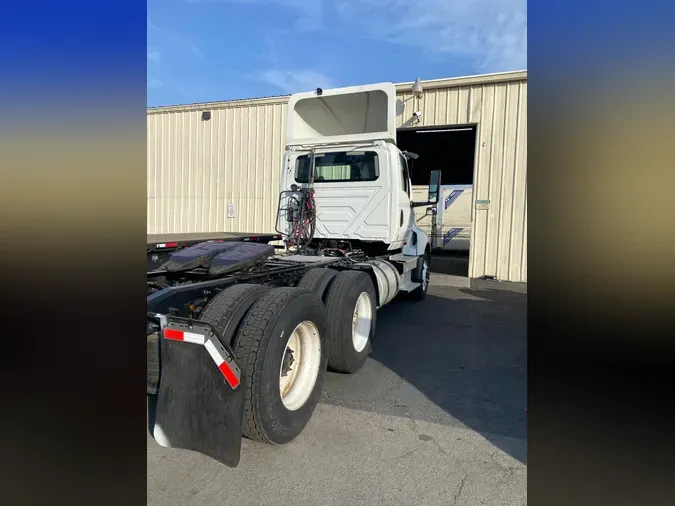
<box><xmin>324</xmin><ymin>270</ymin><xmax>377</xmax><ymax>373</ymax></box>
<box><xmin>233</xmin><ymin>287</ymin><xmax>328</xmax><ymax>445</ymax></box>
<box><xmin>409</xmin><ymin>252</ymin><xmax>431</xmax><ymax>301</ymax></box>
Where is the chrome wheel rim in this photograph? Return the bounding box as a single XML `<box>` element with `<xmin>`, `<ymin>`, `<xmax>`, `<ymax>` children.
<box><xmin>422</xmin><ymin>259</ymin><xmax>429</xmax><ymax>291</ymax></box>
<box><xmin>352</xmin><ymin>292</ymin><xmax>373</xmax><ymax>352</ymax></box>
<box><xmin>279</xmin><ymin>321</ymin><xmax>322</xmax><ymax>411</ymax></box>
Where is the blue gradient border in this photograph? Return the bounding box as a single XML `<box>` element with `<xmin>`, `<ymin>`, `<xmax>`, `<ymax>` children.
<box><xmin>0</xmin><ymin>1</ymin><xmax>146</xmax><ymax>107</ymax></box>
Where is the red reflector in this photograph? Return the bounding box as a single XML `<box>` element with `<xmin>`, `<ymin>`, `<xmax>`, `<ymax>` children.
<box><xmin>274</xmin><ymin>234</ymin><xmax>282</xmax><ymax>240</ymax></box>
<box><xmin>164</xmin><ymin>328</ymin><xmax>184</xmax><ymax>340</ymax></box>
<box><xmin>218</xmin><ymin>361</ymin><xmax>240</xmax><ymax>389</ymax></box>
<box><xmin>248</xmin><ymin>237</ymin><xmax>258</xmax><ymax>241</ymax></box>
<box><xmin>165</xmin><ymin>242</ymin><xmax>178</xmax><ymax>248</ymax></box>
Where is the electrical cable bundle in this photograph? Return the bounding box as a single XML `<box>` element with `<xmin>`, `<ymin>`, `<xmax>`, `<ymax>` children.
<box><xmin>287</xmin><ymin>189</ymin><xmax>315</xmax><ymax>251</ymax></box>
<box><xmin>286</xmin><ymin>150</ymin><xmax>317</xmax><ymax>253</ymax></box>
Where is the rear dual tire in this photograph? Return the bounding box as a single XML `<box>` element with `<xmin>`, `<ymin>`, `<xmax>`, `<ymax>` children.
<box><xmin>199</xmin><ymin>284</ymin><xmax>273</xmax><ymax>346</ymax></box>
<box><xmin>200</xmin><ymin>284</ymin><xmax>328</xmax><ymax>445</ymax></box>
<box><xmin>298</xmin><ymin>268</ymin><xmax>378</xmax><ymax>374</ymax></box>
<box><xmin>232</xmin><ymin>288</ymin><xmax>328</xmax><ymax>444</ymax></box>
<box><xmin>297</xmin><ymin>267</ymin><xmax>338</xmax><ymax>302</ymax></box>
<box><xmin>323</xmin><ymin>270</ymin><xmax>377</xmax><ymax>374</ymax></box>
<box><xmin>155</xmin><ymin>268</ymin><xmax>377</xmax><ymax>446</ymax></box>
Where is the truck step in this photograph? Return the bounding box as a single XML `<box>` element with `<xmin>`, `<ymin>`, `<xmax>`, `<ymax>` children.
<box><xmin>387</xmin><ymin>253</ymin><xmax>418</xmax><ymax>273</ymax></box>
<box><xmin>398</xmin><ymin>281</ymin><xmax>421</xmax><ymax>293</ymax></box>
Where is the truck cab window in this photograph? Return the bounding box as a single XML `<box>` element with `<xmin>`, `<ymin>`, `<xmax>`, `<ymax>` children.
<box><xmin>399</xmin><ymin>154</ymin><xmax>410</xmax><ymax>196</ymax></box>
<box><xmin>295</xmin><ymin>151</ymin><xmax>380</xmax><ymax>183</ymax></box>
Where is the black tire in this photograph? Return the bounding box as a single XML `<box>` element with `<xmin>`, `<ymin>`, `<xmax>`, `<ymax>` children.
<box><xmin>297</xmin><ymin>267</ymin><xmax>339</xmax><ymax>302</ymax></box>
<box><xmin>234</xmin><ymin>287</ymin><xmax>328</xmax><ymax>445</ymax></box>
<box><xmin>324</xmin><ymin>270</ymin><xmax>377</xmax><ymax>373</ymax></box>
<box><xmin>409</xmin><ymin>251</ymin><xmax>431</xmax><ymax>301</ymax></box>
<box><xmin>199</xmin><ymin>283</ymin><xmax>273</xmax><ymax>347</ymax></box>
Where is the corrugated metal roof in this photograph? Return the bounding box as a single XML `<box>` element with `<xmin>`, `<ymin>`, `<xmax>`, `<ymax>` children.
<box><xmin>148</xmin><ymin>93</ymin><xmax>291</xmax><ymax>114</ymax></box>
<box><xmin>147</xmin><ymin>70</ymin><xmax>527</xmax><ymax>114</ymax></box>
<box><xmin>394</xmin><ymin>70</ymin><xmax>526</xmax><ymax>91</ymax></box>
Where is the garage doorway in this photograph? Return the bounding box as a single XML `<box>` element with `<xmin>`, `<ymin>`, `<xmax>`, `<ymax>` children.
<box><xmin>397</xmin><ymin>125</ymin><xmax>477</xmax><ymax>277</ymax></box>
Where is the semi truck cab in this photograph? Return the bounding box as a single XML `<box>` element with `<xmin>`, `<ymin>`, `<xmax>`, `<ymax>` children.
<box><xmin>278</xmin><ymin>82</ymin><xmax>438</xmax><ymax>258</ymax></box>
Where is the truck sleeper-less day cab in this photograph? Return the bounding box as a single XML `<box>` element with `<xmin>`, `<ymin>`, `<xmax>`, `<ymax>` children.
<box><xmin>147</xmin><ymin>83</ymin><xmax>440</xmax><ymax>467</ymax></box>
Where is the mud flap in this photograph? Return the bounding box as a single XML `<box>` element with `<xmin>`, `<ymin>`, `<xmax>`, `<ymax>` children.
<box><xmin>149</xmin><ymin>317</ymin><xmax>246</xmax><ymax>468</ymax></box>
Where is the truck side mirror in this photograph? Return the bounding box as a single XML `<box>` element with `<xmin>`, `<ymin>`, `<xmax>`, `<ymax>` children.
<box><xmin>428</xmin><ymin>170</ymin><xmax>441</xmax><ymax>204</ymax></box>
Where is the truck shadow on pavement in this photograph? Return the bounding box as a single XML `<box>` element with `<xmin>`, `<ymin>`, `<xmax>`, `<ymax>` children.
<box><xmin>321</xmin><ymin>283</ymin><xmax>527</xmax><ymax>465</ymax></box>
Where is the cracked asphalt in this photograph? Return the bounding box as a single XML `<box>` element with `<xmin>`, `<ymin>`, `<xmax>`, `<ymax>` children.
<box><xmin>148</xmin><ymin>275</ymin><xmax>527</xmax><ymax>506</ymax></box>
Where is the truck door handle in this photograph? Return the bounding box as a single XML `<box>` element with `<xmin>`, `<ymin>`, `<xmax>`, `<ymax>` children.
<box><xmin>400</xmin><ymin>210</ymin><xmax>404</xmax><ymax>226</ymax></box>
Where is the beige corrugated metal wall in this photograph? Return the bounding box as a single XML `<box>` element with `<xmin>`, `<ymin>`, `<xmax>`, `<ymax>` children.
<box><xmin>148</xmin><ymin>96</ymin><xmax>287</xmax><ymax>234</ymax></box>
<box><xmin>396</xmin><ymin>72</ymin><xmax>528</xmax><ymax>282</ymax></box>
<box><xmin>147</xmin><ymin>70</ymin><xmax>527</xmax><ymax>282</ymax></box>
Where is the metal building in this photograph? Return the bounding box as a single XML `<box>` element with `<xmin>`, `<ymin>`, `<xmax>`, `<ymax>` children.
<box><xmin>147</xmin><ymin>70</ymin><xmax>527</xmax><ymax>282</ymax></box>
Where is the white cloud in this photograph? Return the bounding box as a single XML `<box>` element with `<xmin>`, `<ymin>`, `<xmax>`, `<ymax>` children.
<box><xmin>147</xmin><ymin>47</ymin><xmax>162</xmax><ymax>90</ymax></box>
<box><xmin>184</xmin><ymin>0</ymin><xmax>324</xmax><ymax>31</ymax></box>
<box><xmin>281</xmin><ymin>0</ymin><xmax>323</xmax><ymax>31</ymax></box>
<box><xmin>191</xmin><ymin>45</ymin><xmax>204</xmax><ymax>59</ymax></box>
<box><xmin>148</xmin><ymin>78</ymin><xmax>164</xmax><ymax>89</ymax></box>
<box><xmin>256</xmin><ymin>69</ymin><xmax>334</xmax><ymax>93</ymax></box>
<box><xmin>335</xmin><ymin>0</ymin><xmax>527</xmax><ymax>71</ymax></box>
<box><xmin>148</xmin><ymin>21</ymin><xmax>206</xmax><ymax>61</ymax></box>
<box><xmin>185</xmin><ymin>0</ymin><xmax>526</xmax><ymax>71</ymax></box>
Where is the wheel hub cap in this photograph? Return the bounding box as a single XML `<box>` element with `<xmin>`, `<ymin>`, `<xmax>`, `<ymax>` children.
<box><xmin>279</xmin><ymin>321</ymin><xmax>322</xmax><ymax>411</ymax></box>
<box><xmin>352</xmin><ymin>292</ymin><xmax>373</xmax><ymax>353</ymax></box>
<box><xmin>422</xmin><ymin>260</ymin><xmax>429</xmax><ymax>290</ymax></box>
<box><xmin>281</xmin><ymin>347</ymin><xmax>295</xmax><ymax>377</ymax></box>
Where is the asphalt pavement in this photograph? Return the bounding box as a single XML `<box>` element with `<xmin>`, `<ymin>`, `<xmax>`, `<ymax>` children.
<box><xmin>148</xmin><ymin>273</ymin><xmax>527</xmax><ymax>506</ymax></box>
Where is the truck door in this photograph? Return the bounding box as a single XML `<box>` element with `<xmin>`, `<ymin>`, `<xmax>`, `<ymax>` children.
<box><xmin>392</xmin><ymin>152</ymin><xmax>412</xmax><ymax>244</ymax></box>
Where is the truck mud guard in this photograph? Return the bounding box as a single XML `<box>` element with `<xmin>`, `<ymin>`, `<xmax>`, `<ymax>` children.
<box><xmin>148</xmin><ymin>315</ymin><xmax>246</xmax><ymax>468</ymax></box>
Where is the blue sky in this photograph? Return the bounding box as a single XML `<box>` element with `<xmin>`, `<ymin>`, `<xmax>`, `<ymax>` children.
<box><xmin>147</xmin><ymin>0</ymin><xmax>527</xmax><ymax>106</ymax></box>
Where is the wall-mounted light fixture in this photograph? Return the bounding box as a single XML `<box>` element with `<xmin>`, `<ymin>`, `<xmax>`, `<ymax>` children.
<box><xmin>201</xmin><ymin>111</ymin><xmax>211</xmax><ymax>121</ymax></box>
<box><xmin>412</xmin><ymin>77</ymin><xmax>424</xmax><ymax>99</ymax></box>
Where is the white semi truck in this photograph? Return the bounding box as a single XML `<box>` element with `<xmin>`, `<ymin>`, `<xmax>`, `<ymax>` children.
<box><xmin>146</xmin><ymin>83</ymin><xmax>441</xmax><ymax>466</ymax></box>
